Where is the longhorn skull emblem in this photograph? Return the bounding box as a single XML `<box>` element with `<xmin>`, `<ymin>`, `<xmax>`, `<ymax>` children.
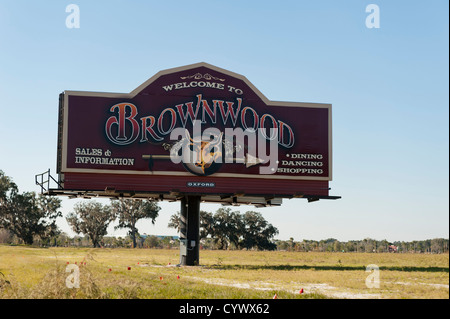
<box><xmin>182</xmin><ymin>130</ymin><xmax>223</xmax><ymax>176</ymax></box>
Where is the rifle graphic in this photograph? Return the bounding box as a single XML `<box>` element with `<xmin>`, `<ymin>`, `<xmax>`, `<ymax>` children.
<box><xmin>142</xmin><ymin>153</ymin><xmax>265</xmax><ymax>171</ymax></box>
<box><xmin>142</xmin><ymin>133</ymin><xmax>265</xmax><ymax>175</ymax></box>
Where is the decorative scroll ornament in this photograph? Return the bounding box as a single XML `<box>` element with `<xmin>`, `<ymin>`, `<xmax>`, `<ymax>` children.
<box><xmin>180</xmin><ymin>73</ymin><xmax>225</xmax><ymax>82</ymax></box>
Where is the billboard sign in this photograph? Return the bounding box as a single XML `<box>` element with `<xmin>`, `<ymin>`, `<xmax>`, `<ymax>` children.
<box><xmin>56</xmin><ymin>63</ymin><xmax>336</xmax><ymax>204</ymax></box>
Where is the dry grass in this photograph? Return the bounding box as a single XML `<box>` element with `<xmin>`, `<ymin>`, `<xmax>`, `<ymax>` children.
<box><xmin>0</xmin><ymin>245</ymin><xmax>448</xmax><ymax>299</ymax></box>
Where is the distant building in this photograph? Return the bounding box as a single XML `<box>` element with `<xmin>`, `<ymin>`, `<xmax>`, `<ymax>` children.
<box><xmin>388</xmin><ymin>245</ymin><xmax>398</xmax><ymax>253</ymax></box>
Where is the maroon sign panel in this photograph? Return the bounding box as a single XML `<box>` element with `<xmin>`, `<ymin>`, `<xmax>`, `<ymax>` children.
<box><xmin>57</xmin><ymin>63</ymin><xmax>335</xmax><ymax>204</ymax></box>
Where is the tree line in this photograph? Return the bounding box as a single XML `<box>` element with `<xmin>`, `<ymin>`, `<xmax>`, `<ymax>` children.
<box><xmin>1</xmin><ymin>227</ymin><xmax>447</xmax><ymax>254</ymax></box>
<box><xmin>275</xmin><ymin>237</ymin><xmax>449</xmax><ymax>254</ymax></box>
<box><xmin>1</xmin><ymin>170</ymin><xmax>448</xmax><ymax>253</ymax></box>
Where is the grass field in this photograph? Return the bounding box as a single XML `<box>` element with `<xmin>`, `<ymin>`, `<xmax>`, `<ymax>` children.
<box><xmin>0</xmin><ymin>245</ymin><xmax>448</xmax><ymax>299</ymax></box>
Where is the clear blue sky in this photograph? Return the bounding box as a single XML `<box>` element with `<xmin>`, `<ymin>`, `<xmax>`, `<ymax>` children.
<box><xmin>0</xmin><ymin>0</ymin><xmax>448</xmax><ymax>242</ymax></box>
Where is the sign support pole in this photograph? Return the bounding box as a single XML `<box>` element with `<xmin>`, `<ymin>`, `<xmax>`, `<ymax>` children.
<box><xmin>179</xmin><ymin>195</ymin><xmax>200</xmax><ymax>266</ymax></box>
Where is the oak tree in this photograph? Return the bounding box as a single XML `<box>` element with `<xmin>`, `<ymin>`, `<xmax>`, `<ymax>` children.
<box><xmin>66</xmin><ymin>201</ymin><xmax>114</xmax><ymax>247</ymax></box>
<box><xmin>110</xmin><ymin>198</ymin><xmax>160</xmax><ymax>248</ymax></box>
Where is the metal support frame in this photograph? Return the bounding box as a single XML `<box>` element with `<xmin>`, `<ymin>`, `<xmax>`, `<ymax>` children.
<box><xmin>179</xmin><ymin>195</ymin><xmax>201</xmax><ymax>266</ymax></box>
<box><xmin>35</xmin><ymin>169</ymin><xmax>62</xmax><ymax>194</ymax></box>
